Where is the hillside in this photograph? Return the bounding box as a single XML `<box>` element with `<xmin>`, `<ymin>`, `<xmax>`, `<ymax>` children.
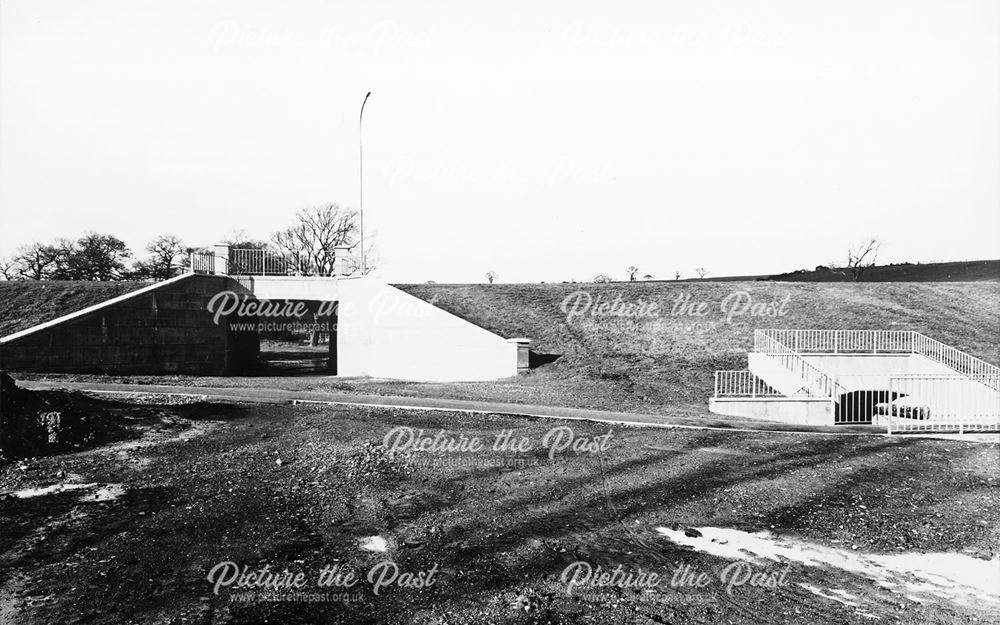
<box><xmin>0</xmin><ymin>281</ymin><xmax>147</xmax><ymax>338</ymax></box>
<box><xmin>3</xmin><ymin>279</ymin><xmax>997</xmax><ymax>420</ymax></box>
<box><xmin>394</xmin><ymin>281</ymin><xmax>1000</xmax><ymax>414</ymax></box>
<box><xmin>761</xmin><ymin>259</ymin><xmax>1000</xmax><ymax>282</ymax></box>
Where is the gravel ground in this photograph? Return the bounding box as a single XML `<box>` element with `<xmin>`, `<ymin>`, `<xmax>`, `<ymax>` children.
<box><xmin>1</xmin><ymin>393</ymin><xmax>998</xmax><ymax>624</ymax></box>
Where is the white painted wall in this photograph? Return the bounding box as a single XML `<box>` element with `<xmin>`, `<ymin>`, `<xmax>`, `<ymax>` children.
<box><xmin>709</xmin><ymin>398</ymin><xmax>834</xmax><ymax>426</ymax></box>
<box><xmin>336</xmin><ymin>278</ymin><xmax>520</xmax><ymax>381</ymax></box>
<box><xmin>242</xmin><ymin>276</ymin><xmax>340</xmax><ymax>301</ymax></box>
<box><xmin>747</xmin><ymin>353</ymin><xmax>815</xmax><ymax>396</ymax></box>
<box><xmin>800</xmin><ymin>354</ymin><xmax>956</xmax><ymax>384</ymax></box>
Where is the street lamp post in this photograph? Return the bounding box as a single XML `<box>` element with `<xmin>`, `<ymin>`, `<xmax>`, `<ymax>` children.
<box><xmin>359</xmin><ymin>91</ymin><xmax>371</xmax><ymax>275</ymax></box>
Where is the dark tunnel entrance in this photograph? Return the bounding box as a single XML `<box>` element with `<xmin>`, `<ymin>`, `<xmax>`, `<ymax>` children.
<box><xmin>254</xmin><ymin>300</ymin><xmax>338</xmax><ymax>375</ymax></box>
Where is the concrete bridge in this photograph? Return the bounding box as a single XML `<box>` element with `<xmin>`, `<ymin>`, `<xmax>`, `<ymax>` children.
<box><xmin>0</xmin><ymin>246</ymin><xmax>530</xmax><ymax>382</ymax></box>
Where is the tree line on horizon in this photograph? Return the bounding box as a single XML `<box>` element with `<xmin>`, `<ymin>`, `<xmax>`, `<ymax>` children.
<box><xmin>0</xmin><ymin>204</ymin><xmax>373</xmax><ymax>282</ymax></box>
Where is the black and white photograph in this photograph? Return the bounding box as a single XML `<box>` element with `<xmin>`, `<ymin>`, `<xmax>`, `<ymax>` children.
<box><xmin>1</xmin><ymin>1</ymin><xmax>998</xmax><ymax>623</ymax></box>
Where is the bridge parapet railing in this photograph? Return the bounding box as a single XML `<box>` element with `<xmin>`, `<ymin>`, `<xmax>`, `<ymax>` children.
<box><xmin>188</xmin><ymin>252</ymin><xmax>217</xmax><ymax>274</ymax></box>
<box><xmin>188</xmin><ymin>246</ymin><xmax>357</xmax><ymax>277</ymax></box>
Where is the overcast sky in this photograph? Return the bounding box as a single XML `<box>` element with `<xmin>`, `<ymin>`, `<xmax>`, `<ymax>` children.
<box><xmin>1</xmin><ymin>0</ymin><xmax>998</xmax><ymax>282</ymax></box>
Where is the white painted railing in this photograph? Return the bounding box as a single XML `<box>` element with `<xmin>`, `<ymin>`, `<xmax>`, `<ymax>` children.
<box><xmin>886</xmin><ymin>375</ymin><xmax>1000</xmax><ymax>433</ymax></box>
<box><xmin>189</xmin><ymin>252</ymin><xmax>217</xmax><ymax>274</ymax></box>
<box><xmin>714</xmin><ymin>370</ymin><xmax>782</xmax><ymax>398</ymax></box>
<box><xmin>754</xmin><ymin>332</ymin><xmax>846</xmax><ymax>398</ymax></box>
<box><xmin>911</xmin><ymin>333</ymin><xmax>1000</xmax><ymax>391</ymax></box>
<box><xmin>754</xmin><ymin>329</ymin><xmax>913</xmax><ymax>354</ymax></box>
<box><xmin>188</xmin><ymin>247</ymin><xmax>357</xmax><ymax>277</ymax></box>
<box><xmin>755</xmin><ymin>329</ymin><xmax>1000</xmax><ymax>392</ymax></box>
<box><xmin>229</xmin><ymin>248</ymin><xmax>300</xmax><ymax>276</ymax></box>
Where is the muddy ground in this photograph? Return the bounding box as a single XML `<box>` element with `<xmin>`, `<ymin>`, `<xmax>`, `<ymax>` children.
<box><xmin>1</xmin><ymin>392</ymin><xmax>998</xmax><ymax>624</ymax></box>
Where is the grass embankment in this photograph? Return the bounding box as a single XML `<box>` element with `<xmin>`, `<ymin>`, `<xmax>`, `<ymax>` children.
<box><xmin>7</xmin><ymin>281</ymin><xmax>999</xmax><ymax>422</ymax></box>
<box><xmin>0</xmin><ymin>281</ymin><xmax>147</xmax><ymax>338</ymax></box>
<box><xmin>388</xmin><ymin>282</ymin><xmax>1000</xmax><ymax>414</ymax></box>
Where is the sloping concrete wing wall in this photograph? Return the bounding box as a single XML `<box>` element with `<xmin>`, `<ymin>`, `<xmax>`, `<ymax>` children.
<box><xmin>747</xmin><ymin>353</ymin><xmax>815</xmax><ymax>396</ymax></box>
<box><xmin>336</xmin><ymin>278</ymin><xmax>520</xmax><ymax>381</ymax></box>
<box><xmin>0</xmin><ymin>274</ymin><xmax>258</xmax><ymax>375</ymax></box>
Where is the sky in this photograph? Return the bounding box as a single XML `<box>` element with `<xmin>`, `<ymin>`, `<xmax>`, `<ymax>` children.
<box><xmin>1</xmin><ymin>0</ymin><xmax>998</xmax><ymax>283</ymax></box>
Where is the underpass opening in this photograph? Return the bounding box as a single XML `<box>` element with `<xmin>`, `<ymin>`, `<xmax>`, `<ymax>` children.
<box><xmin>250</xmin><ymin>300</ymin><xmax>338</xmax><ymax>376</ymax></box>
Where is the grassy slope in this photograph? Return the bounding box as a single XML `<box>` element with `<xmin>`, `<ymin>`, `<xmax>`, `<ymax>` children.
<box><xmin>5</xmin><ymin>280</ymin><xmax>997</xmax><ymax>422</ymax></box>
<box><xmin>0</xmin><ymin>281</ymin><xmax>147</xmax><ymax>338</ymax></box>
<box><xmin>391</xmin><ymin>282</ymin><xmax>1000</xmax><ymax>414</ymax></box>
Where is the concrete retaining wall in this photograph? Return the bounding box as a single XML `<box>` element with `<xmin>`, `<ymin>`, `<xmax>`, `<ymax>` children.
<box><xmin>709</xmin><ymin>397</ymin><xmax>834</xmax><ymax>426</ymax></box>
<box><xmin>0</xmin><ymin>274</ymin><xmax>258</xmax><ymax>375</ymax></box>
<box><xmin>801</xmin><ymin>353</ymin><xmax>955</xmax><ymax>388</ymax></box>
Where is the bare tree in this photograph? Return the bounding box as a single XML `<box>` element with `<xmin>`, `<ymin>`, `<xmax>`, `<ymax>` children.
<box><xmin>136</xmin><ymin>235</ymin><xmax>185</xmax><ymax>280</ymax></box>
<box><xmin>485</xmin><ymin>270</ymin><xmax>498</xmax><ymax>284</ymax></box>
<box><xmin>272</xmin><ymin>204</ymin><xmax>358</xmax><ymax>275</ymax></box>
<box><xmin>0</xmin><ymin>257</ymin><xmax>17</xmax><ymax>280</ymax></box>
<box><xmin>674</xmin><ymin>270</ymin><xmax>682</xmax><ymax>280</ymax></box>
<box><xmin>593</xmin><ymin>274</ymin><xmax>613</xmax><ymax>283</ymax></box>
<box><xmin>9</xmin><ymin>241</ymin><xmax>62</xmax><ymax>280</ymax></box>
<box><xmin>224</xmin><ymin>230</ymin><xmax>269</xmax><ymax>249</ymax></box>
<box><xmin>695</xmin><ymin>267</ymin><xmax>707</xmax><ymax>279</ymax></box>
<box><xmin>344</xmin><ymin>237</ymin><xmax>378</xmax><ymax>275</ymax></box>
<box><xmin>626</xmin><ymin>266</ymin><xmax>639</xmax><ymax>282</ymax></box>
<box><xmin>847</xmin><ymin>237</ymin><xmax>880</xmax><ymax>281</ymax></box>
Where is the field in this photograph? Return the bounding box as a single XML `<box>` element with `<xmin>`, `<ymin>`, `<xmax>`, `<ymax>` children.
<box><xmin>1</xmin><ymin>393</ymin><xmax>998</xmax><ymax>624</ymax></box>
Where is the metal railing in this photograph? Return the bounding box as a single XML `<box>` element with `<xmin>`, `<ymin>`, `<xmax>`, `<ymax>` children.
<box><xmin>229</xmin><ymin>248</ymin><xmax>301</xmax><ymax>276</ymax></box>
<box><xmin>911</xmin><ymin>333</ymin><xmax>1000</xmax><ymax>391</ymax></box>
<box><xmin>714</xmin><ymin>370</ymin><xmax>782</xmax><ymax>398</ymax></box>
<box><xmin>754</xmin><ymin>332</ymin><xmax>846</xmax><ymax>398</ymax></box>
<box><xmin>754</xmin><ymin>329</ymin><xmax>915</xmax><ymax>354</ymax></box>
<box><xmin>189</xmin><ymin>252</ymin><xmax>217</xmax><ymax>274</ymax></box>
<box><xmin>886</xmin><ymin>375</ymin><xmax>1000</xmax><ymax>433</ymax></box>
<box><xmin>755</xmin><ymin>329</ymin><xmax>1000</xmax><ymax>392</ymax></box>
<box><xmin>188</xmin><ymin>247</ymin><xmax>357</xmax><ymax>277</ymax></box>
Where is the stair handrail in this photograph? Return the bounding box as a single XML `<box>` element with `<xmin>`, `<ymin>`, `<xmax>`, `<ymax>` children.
<box><xmin>754</xmin><ymin>329</ymin><xmax>1000</xmax><ymax>393</ymax></box>
<box><xmin>754</xmin><ymin>330</ymin><xmax>846</xmax><ymax>398</ymax></box>
<box><xmin>911</xmin><ymin>332</ymin><xmax>1000</xmax><ymax>391</ymax></box>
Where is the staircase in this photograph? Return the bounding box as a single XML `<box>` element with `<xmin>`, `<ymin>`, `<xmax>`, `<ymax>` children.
<box><xmin>712</xmin><ymin>330</ymin><xmax>1000</xmax><ymax>432</ymax></box>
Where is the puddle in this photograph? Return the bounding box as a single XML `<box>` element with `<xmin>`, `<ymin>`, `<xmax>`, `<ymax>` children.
<box><xmin>5</xmin><ymin>482</ymin><xmax>125</xmax><ymax>503</ymax></box>
<box><xmin>798</xmin><ymin>583</ymin><xmax>860</xmax><ymax>607</ymax></box>
<box><xmin>7</xmin><ymin>483</ymin><xmax>98</xmax><ymax>499</ymax></box>
<box><xmin>358</xmin><ymin>536</ymin><xmax>388</xmax><ymax>553</ymax></box>
<box><xmin>657</xmin><ymin>526</ymin><xmax>1000</xmax><ymax>607</ymax></box>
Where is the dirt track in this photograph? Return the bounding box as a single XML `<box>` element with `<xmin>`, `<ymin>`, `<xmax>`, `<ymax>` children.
<box><xmin>1</xmin><ymin>393</ymin><xmax>998</xmax><ymax>624</ymax></box>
